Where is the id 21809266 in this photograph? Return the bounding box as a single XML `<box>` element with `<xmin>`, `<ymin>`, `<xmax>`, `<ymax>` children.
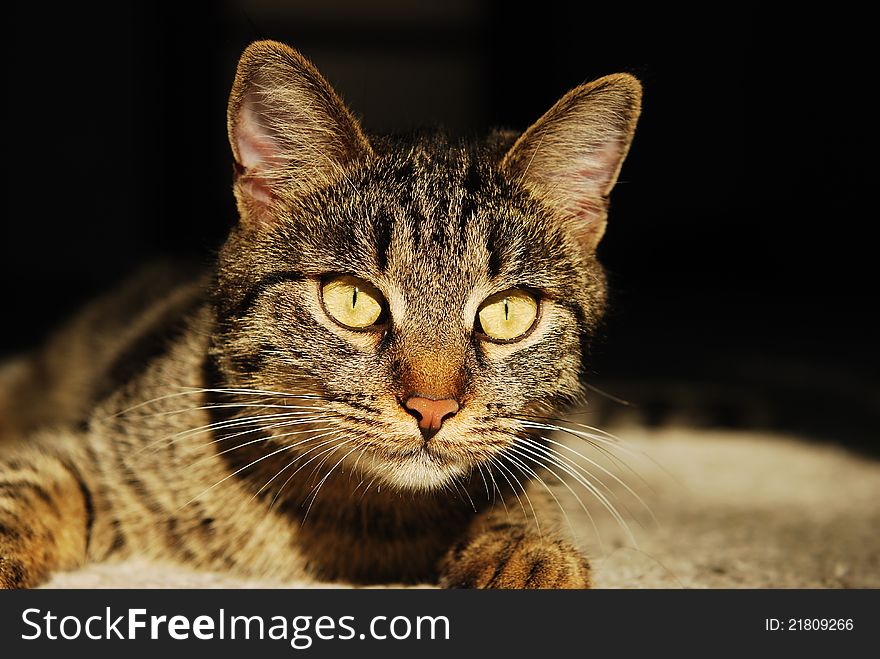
<box><xmin>765</xmin><ymin>618</ymin><xmax>854</xmax><ymax>631</ymax></box>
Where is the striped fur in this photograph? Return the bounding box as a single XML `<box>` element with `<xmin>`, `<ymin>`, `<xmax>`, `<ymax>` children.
<box><xmin>0</xmin><ymin>41</ymin><xmax>640</xmax><ymax>588</ymax></box>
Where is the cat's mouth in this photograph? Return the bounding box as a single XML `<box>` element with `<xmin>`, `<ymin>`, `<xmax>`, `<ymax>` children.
<box><xmin>380</xmin><ymin>449</ymin><xmax>471</xmax><ymax>491</ymax></box>
<box><xmin>332</xmin><ymin>430</ymin><xmax>479</xmax><ymax>492</ymax></box>
<box><xmin>279</xmin><ymin>399</ymin><xmax>508</xmax><ymax>492</ymax></box>
<box><xmin>400</xmin><ymin>440</ymin><xmax>462</xmax><ymax>465</ymax></box>
<box><xmin>346</xmin><ymin>422</ymin><xmax>506</xmax><ymax>492</ymax></box>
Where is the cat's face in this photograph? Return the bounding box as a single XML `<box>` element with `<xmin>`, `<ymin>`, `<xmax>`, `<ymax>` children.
<box><xmin>213</xmin><ymin>41</ymin><xmax>640</xmax><ymax>492</ymax></box>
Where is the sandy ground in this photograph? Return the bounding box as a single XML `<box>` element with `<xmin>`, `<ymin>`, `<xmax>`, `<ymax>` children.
<box><xmin>42</xmin><ymin>426</ymin><xmax>880</xmax><ymax>589</ymax></box>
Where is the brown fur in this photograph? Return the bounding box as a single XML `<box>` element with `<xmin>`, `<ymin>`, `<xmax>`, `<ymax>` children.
<box><xmin>0</xmin><ymin>41</ymin><xmax>640</xmax><ymax>588</ymax></box>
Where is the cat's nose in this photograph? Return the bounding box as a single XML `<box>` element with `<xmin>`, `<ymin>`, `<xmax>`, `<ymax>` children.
<box><xmin>403</xmin><ymin>396</ymin><xmax>460</xmax><ymax>439</ymax></box>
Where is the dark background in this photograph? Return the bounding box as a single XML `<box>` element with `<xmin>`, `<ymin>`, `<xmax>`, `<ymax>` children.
<box><xmin>3</xmin><ymin>3</ymin><xmax>875</xmax><ymax>451</ymax></box>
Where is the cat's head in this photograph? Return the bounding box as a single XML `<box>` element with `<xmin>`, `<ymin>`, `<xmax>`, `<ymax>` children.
<box><xmin>213</xmin><ymin>41</ymin><xmax>640</xmax><ymax>492</ymax></box>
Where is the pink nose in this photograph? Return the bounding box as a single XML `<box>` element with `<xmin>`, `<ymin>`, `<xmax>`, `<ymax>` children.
<box><xmin>404</xmin><ymin>396</ymin><xmax>460</xmax><ymax>438</ymax></box>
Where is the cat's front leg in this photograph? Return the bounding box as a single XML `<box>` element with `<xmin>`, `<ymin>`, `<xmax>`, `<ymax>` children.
<box><xmin>0</xmin><ymin>438</ymin><xmax>94</xmax><ymax>589</ymax></box>
<box><xmin>438</xmin><ymin>520</ymin><xmax>591</xmax><ymax>589</ymax></box>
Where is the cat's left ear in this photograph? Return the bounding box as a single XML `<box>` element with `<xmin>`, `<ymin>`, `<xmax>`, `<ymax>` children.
<box><xmin>502</xmin><ymin>74</ymin><xmax>642</xmax><ymax>250</ymax></box>
<box><xmin>227</xmin><ymin>41</ymin><xmax>373</xmax><ymax>224</ymax></box>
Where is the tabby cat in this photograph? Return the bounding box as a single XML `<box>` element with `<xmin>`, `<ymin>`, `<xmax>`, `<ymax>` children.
<box><xmin>0</xmin><ymin>41</ymin><xmax>640</xmax><ymax>588</ymax></box>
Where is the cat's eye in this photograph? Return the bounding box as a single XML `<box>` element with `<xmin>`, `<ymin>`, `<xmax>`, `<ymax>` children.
<box><xmin>476</xmin><ymin>289</ymin><xmax>539</xmax><ymax>342</ymax></box>
<box><xmin>321</xmin><ymin>275</ymin><xmax>387</xmax><ymax>329</ymax></box>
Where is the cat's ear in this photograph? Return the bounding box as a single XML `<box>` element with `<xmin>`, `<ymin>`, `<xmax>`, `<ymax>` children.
<box><xmin>502</xmin><ymin>74</ymin><xmax>642</xmax><ymax>250</ymax></box>
<box><xmin>227</xmin><ymin>41</ymin><xmax>372</xmax><ymax>224</ymax></box>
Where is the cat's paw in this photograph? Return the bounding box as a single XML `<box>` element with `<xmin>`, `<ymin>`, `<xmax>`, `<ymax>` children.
<box><xmin>438</xmin><ymin>525</ymin><xmax>591</xmax><ymax>589</ymax></box>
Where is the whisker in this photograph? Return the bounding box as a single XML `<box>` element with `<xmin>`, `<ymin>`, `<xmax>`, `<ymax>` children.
<box><xmin>269</xmin><ymin>437</ymin><xmax>357</xmax><ymax>510</ymax></box>
<box><xmin>522</xmin><ymin>434</ymin><xmax>657</xmax><ymax>525</ymax></box>
<box><xmin>301</xmin><ymin>443</ymin><xmax>363</xmax><ymax>523</ymax></box>
<box><xmin>189</xmin><ymin>418</ymin><xmax>335</xmax><ymax>453</ymax></box>
<box><xmin>518</xmin><ymin>418</ymin><xmax>657</xmax><ymax>487</ymax></box>
<box><xmin>304</xmin><ymin>431</ymin><xmax>358</xmax><ymax>486</ymax></box>
<box><xmin>348</xmin><ymin>444</ymin><xmax>371</xmax><ymax>480</ymax></box>
<box><xmin>178</xmin><ymin>424</ymin><xmax>338</xmax><ymax>471</ymax></box>
<box><xmin>266</xmin><ymin>432</ymin><xmax>361</xmax><ymax>496</ymax></box>
<box><xmin>504</xmin><ymin>444</ymin><xmax>604</xmax><ymax>550</ymax></box>
<box><xmin>492</xmin><ymin>457</ymin><xmax>541</xmax><ymax>536</ymax></box>
<box><xmin>357</xmin><ymin>473</ymin><xmax>382</xmax><ymax>502</ymax></box>
<box><xmin>251</xmin><ymin>430</ymin><xmax>343</xmax><ymax>508</ymax></box>
<box><xmin>503</xmin><ymin>450</ymin><xmax>578</xmax><ymax>541</ymax></box>
<box><xmin>584</xmin><ymin>382</ymin><xmax>634</xmax><ymax>407</ymax></box>
<box><xmin>137</xmin><ymin>412</ymin><xmax>334</xmax><ymax>455</ymax></box>
<box><xmin>485</xmin><ymin>464</ymin><xmax>508</xmax><ymax>515</ymax></box>
<box><xmin>516</xmin><ymin>436</ymin><xmax>616</xmax><ymax>499</ymax></box>
<box><xmin>519</xmin><ymin>417</ymin><xmax>661</xmax><ymax>504</ymax></box>
<box><xmin>518</xmin><ymin>417</ymin><xmax>664</xmax><ymax>480</ymax></box>
<box><xmin>474</xmin><ymin>462</ymin><xmax>492</xmax><ymax>503</ymax></box>
<box><xmin>518</xmin><ymin>418</ymin><xmax>624</xmax><ymax>447</ymax></box>
<box><xmin>177</xmin><ymin>433</ymin><xmax>341</xmax><ymax>511</ymax></box>
<box><xmin>446</xmin><ymin>472</ymin><xmax>477</xmax><ymax>513</ymax></box>
<box><xmin>139</xmin><ymin>403</ymin><xmax>331</xmax><ymax>420</ymax></box>
<box><xmin>107</xmin><ymin>386</ymin><xmax>323</xmax><ymax>418</ymax></box>
<box><xmin>515</xmin><ymin>435</ymin><xmax>638</xmax><ymax>546</ymax></box>
<box><xmin>461</xmin><ymin>481</ymin><xmax>478</xmax><ymax>513</ymax></box>
<box><xmin>181</xmin><ymin>412</ymin><xmax>333</xmax><ymax>442</ymax></box>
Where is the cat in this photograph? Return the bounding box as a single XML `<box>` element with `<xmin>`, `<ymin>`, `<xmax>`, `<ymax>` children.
<box><xmin>0</xmin><ymin>40</ymin><xmax>640</xmax><ymax>589</ymax></box>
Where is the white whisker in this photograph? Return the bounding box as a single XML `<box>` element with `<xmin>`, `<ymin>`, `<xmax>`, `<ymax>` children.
<box><xmin>521</xmin><ymin>434</ymin><xmax>656</xmax><ymax>525</ymax></box>
<box><xmin>178</xmin><ymin>433</ymin><xmax>341</xmax><ymax>511</ymax></box>
<box><xmin>515</xmin><ymin>435</ymin><xmax>638</xmax><ymax>546</ymax></box>
<box><xmin>503</xmin><ymin>450</ymin><xmax>578</xmax><ymax>541</ymax></box>
<box><xmin>492</xmin><ymin>457</ymin><xmax>541</xmax><ymax>536</ymax></box>
<box><xmin>269</xmin><ymin>437</ymin><xmax>358</xmax><ymax>510</ymax></box>
<box><xmin>302</xmin><ymin>443</ymin><xmax>363</xmax><ymax>523</ymax></box>
<box><xmin>107</xmin><ymin>386</ymin><xmax>323</xmax><ymax>419</ymax></box>
<box><xmin>138</xmin><ymin>412</ymin><xmax>333</xmax><ymax>455</ymax></box>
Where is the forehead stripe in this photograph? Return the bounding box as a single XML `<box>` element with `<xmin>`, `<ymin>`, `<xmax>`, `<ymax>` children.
<box><xmin>374</xmin><ymin>207</ymin><xmax>394</xmax><ymax>273</ymax></box>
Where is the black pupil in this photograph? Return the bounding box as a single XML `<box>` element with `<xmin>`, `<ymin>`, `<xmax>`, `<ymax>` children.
<box><xmin>352</xmin><ymin>287</ymin><xmax>359</xmax><ymax>309</ymax></box>
<box><xmin>504</xmin><ymin>298</ymin><xmax>509</xmax><ymax>320</ymax></box>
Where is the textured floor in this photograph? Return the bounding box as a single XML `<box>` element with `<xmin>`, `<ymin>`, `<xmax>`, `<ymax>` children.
<box><xmin>42</xmin><ymin>426</ymin><xmax>880</xmax><ymax>589</ymax></box>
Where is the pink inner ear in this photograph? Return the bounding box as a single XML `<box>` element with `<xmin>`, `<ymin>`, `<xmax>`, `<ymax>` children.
<box><xmin>574</xmin><ymin>164</ymin><xmax>607</xmax><ymax>183</ymax></box>
<box><xmin>544</xmin><ymin>141</ymin><xmax>623</xmax><ymax>243</ymax></box>
<box><xmin>569</xmin><ymin>139</ymin><xmax>625</xmax><ymax>199</ymax></box>
<box><xmin>238</xmin><ymin>174</ymin><xmax>274</xmax><ymax>206</ymax></box>
<box><xmin>568</xmin><ymin>196</ymin><xmax>603</xmax><ymax>221</ymax></box>
<box><xmin>235</xmin><ymin>102</ymin><xmax>281</xmax><ymax>204</ymax></box>
<box><xmin>236</xmin><ymin>102</ymin><xmax>279</xmax><ymax>169</ymax></box>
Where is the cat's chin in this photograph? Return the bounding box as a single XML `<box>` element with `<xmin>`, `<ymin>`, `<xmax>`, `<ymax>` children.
<box><xmin>355</xmin><ymin>447</ymin><xmax>471</xmax><ymax>493</ymax></box>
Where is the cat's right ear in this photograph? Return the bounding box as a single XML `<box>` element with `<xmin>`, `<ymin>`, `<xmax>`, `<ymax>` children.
<box><xmin>502</xmin><ymin>74</ymin><xmax>642</xmax><ymax>250</ymax></box>
<box><xmin>227</xmin><ymin>41</ymin><xmax>372</xmax><ymax>225</ymax></box>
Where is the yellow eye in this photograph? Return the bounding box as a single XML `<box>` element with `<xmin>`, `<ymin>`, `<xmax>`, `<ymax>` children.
<box><xmin>477</xmin><ymin>289</ymin><xmax>538</xmax><ymax>341</ymax></box>
<box><xmin>321</xmin><ymin>275</ymin><xmax>385</xmax><ymax>329</ymax></box>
